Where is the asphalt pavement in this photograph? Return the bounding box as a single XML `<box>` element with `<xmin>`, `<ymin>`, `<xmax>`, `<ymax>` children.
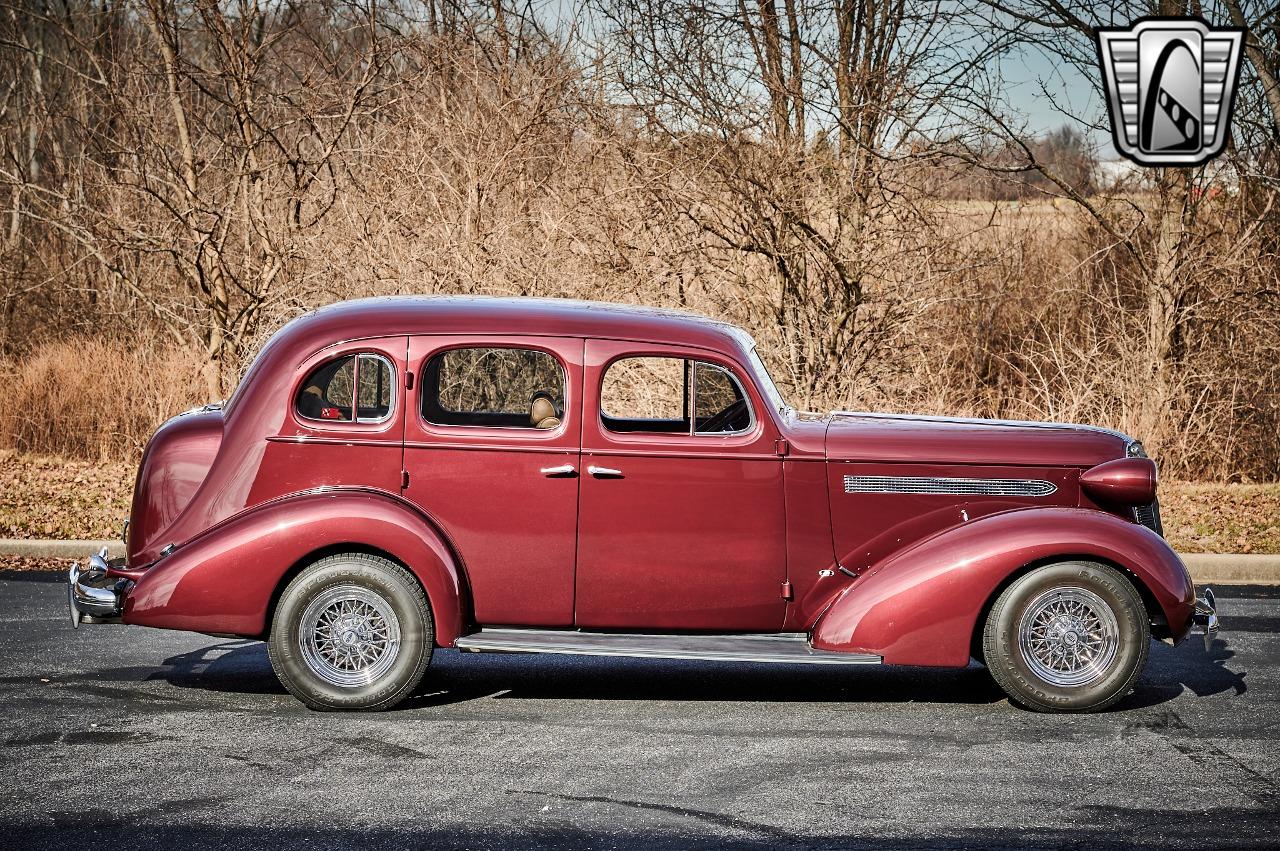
<box><xmin>1</xmin><ymin>574</ymin><xmax>1276</xmax><ymax>850</ymax></box>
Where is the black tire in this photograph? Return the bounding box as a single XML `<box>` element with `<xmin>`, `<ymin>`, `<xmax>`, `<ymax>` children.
<box><xmin>268</xmin><ymin>553</ymin><xmax>433</xmax><ymax>711</ymax></box>
<box><xmin>982</xmin><ymin>561</ymin><xmax>1149</xmax><ymax>713</ymax></box>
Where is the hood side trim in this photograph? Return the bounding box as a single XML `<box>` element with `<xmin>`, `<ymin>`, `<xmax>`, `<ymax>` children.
<box><xmin>843</xmin><ymin>475</ymin><xmax>1058</xmax><ymax>497</ymax></box>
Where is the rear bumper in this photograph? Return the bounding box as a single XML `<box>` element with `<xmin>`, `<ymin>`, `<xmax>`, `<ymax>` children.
<box><xmin>67</xmin><ymin>548</ymin><xmax>132</xmax><ymax>627</ymax></box>
<box><xmin>1192</xmin><ymin>587</ymin><xmax>1219</xmax><ymax>651</ymax></box>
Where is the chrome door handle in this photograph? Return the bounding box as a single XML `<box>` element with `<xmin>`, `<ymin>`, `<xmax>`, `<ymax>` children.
<box><xmin>588</xmin><ymin>465</ymin><xmax>624</xmax><ymax>478</ymax></box>
<box><xmin>540</xmin><ymin>464</ymin><xmax>577</xmax><ymax>477</ymax></box>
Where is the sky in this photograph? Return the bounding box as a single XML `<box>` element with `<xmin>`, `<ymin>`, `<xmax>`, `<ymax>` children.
<box><xmin>1000</xmin><ymin>43</ymin><xmax>1120</xmax><ymax>158</ymax></box>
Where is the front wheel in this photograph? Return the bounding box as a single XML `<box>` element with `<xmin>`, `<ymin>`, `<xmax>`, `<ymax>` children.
<box><xmin>268</xmin><ymin>553</ymin><xmax>433</xmax><ymax>711</ymax></box>
<box><xmin>982</xmin><ymin>561</ymin><xmax>1150</xmax><ymax>713</ymax></box>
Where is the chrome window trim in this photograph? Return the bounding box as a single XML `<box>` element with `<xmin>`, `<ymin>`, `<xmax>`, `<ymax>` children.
<box><xmin>295</xmin><ymin>352</ymin><xmax>396</xmax><ymax>426</ymax></box>
<box><xmin>355</xmin><ymin>353</ymin><xmax>396</xmax><ymax>424</ymax></box>
<box><xmin>421</xmin><ymin>345</ymin><xmax>568</xmax><ymax>432</ymax></box>
<box><xmin>598</xmin><ymin>356</ymin><xmax>756</xmax><ymax>438</ymax></box>
<box><xmin>693</xmin><ymin>360</ymin><xmax>756</xmax><ymax>437</ymax></box>
<box><xmin>843</xmin><ymin>475</ymin><xmax>1058</xmax><ymax>497</ymax></box>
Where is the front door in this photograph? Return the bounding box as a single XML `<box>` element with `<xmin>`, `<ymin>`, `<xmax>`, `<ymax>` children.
<box><xmin>403</xmin><ymin>336</ymin><xmax>583</xmax><ymax>626</ymax></box>
<box><xmin>574</xmin><ymin>340</ymin><xmax>787</xmax><ymax>631</ymax></box>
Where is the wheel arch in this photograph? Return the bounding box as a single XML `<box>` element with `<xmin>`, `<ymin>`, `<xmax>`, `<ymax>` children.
<box><xmin>260</xmin><ymin>541</ymin><xmax>455</xmax><ymax>644</ymax></box>
<box><xmin>122</xmin><ymin>489</ymin><xmax>471</xmax><ymax>645</ymax></box>
<box><xmin>968</xmin><ymin>553</ymin><xmax>1169</xmax><ymax>663</ymax></box>
<box><xmin>811</xmin><ymin>507</ymin><xmax>1195</xmax><ymax>667</ymax></box>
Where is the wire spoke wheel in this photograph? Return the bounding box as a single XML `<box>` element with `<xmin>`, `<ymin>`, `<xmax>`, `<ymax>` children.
<box><xmin>1017</xmin><ymin>586</ymin><xmax>1120</xmax><ymax>688</ymax></box>
<box><xmin>298</xmin><ymin>585</ymin><xmax>402</xmax><ymax>688</ymax></box>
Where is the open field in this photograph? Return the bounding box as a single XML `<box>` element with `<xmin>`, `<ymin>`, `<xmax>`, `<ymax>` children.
<box><xmin>3</xmin><ymin>451</ymin><xmax>1277</xmax><ymax>555</ymax></box>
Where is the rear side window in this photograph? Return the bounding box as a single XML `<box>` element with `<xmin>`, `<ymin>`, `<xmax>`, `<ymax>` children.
<box><xmin>423</xmin><ymin>347</ymin><xmax>566</xmax><ymax>429</ymax></box>
<box><xmin>296</xmin><ymin>353</ymin><xmax>395</xmax><ymax>424</ymax></box>
<box><xmin>601</xmin><ymin>356</ymin><xmax>752</xmax><ymax>434</ymax></box>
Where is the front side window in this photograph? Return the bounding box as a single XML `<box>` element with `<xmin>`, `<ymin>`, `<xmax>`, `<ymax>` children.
<box><xmin>296</xmin><ymin>353</ymin><xmax>395</xmax><ymax>424</ymax></box>
<box><xmin>423</xmin><ymin>347</ymin><xmax>566</xmax><ymax>430</ymax></box>
<box><xmin>601</xmin><ymin>356</ymin><xmax>752</xmax><ymax>435</ymax></box>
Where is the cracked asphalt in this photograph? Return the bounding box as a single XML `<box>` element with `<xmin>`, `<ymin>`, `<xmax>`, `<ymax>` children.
<box><xmin>1</xmin><ymin>574</ymin><xmax>1276</xmax><ymax>849</ymax></box>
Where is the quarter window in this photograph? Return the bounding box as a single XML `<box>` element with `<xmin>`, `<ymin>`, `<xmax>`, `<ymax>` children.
<box><xmin>601</xmin><ymin>356</ymin><xmax>752</xmax><ymax>435</ymax></box>
<box><xmin>423</xmin><ymin>347</ymin><xmax>566</xmax><ymax>430</ymax></box>
<box><xmin>296</xmin><ymin>353</ymin><xmax>395</xmax><ymax>424</ymax></box>
<box><xmin>355</xmin><ymin>354</ymin><xmax>394</xmax><ymax>422</ymax></box>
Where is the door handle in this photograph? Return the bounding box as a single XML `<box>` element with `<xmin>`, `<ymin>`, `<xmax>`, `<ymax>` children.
<box><xmin>588</xmin><ymin>465</ymin><xmax>624</xmax><ymax>478</ymax></box>
<box><xmin>540</xmin><ymin>464</ymin><xmax>577</xmax><ymax>478</ymax></box>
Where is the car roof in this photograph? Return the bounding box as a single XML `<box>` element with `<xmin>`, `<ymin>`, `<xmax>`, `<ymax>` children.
<box><xmin>285</xmin><ymin>295</ymin><xmax>757</xmax><ymax>354</ymax></box>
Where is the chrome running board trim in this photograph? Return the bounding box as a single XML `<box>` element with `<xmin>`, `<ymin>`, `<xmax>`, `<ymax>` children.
<box><xmin>453</xmin><ymin>629</ymin><xmax>882</xmax><ymax>665</ymax></box>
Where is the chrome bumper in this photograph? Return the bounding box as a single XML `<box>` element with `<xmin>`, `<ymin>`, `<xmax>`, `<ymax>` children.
<box><xmin>1193</xmin><ymin>587</ymin><xmax>1218</xmax><ymax>651</ymax></box>
<box><xmin>67</xmin><ymin>547</ymin><xmax>130</xmax><ymax>627</ymax></box>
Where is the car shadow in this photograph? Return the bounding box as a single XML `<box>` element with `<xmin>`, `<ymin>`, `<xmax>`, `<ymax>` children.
<box><xmin>400</xmin><ymin>652</ymin><xmax>1008</xmax><ymax>709</ymax></box>
<box><xmin>151</xmin><ymin>641</ymin><xmax>289</xmax><ymax>695</ymax></box>
<box><xmin>97</xmin><ymin>641</ymin><xmax>1005</xmax><ymax>707</ymax></box>
<box><xmin>94</xmin><ymin>632</ymin><xmax>1247</xmax><ymax>713</ymax></box>
<box><xmin>1117</xmin><ymin>635</ymin><xmax>1247</xmax><ymax>710</ymax></box>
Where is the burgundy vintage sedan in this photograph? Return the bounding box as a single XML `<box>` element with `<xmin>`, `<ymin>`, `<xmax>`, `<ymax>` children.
<box><xmin>68</xmin><ymin>297</ymin><xmax>1218</xmax><ymax>712</ymax></box>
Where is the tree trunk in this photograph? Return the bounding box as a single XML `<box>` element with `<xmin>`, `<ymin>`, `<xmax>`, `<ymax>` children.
<box><xmin>1137</xmin><ymin>171</ymin><xmax>1190</xmax><ymax>454</ymax></box>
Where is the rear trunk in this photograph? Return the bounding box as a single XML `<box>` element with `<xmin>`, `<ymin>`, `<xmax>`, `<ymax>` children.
<box><xmin>126</xmin><ymin>405</ymin><xmax>225</xmax><ymax>566</ymax></box>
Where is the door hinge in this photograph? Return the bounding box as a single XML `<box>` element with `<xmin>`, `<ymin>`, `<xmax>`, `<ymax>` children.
<box><xmin>781</xmin><ymin>580</ymin><xmax>794</xmax><ymax>600</ymax></box>
<box><xmin>405</xmin><ymin>371</ymin><xmax>414</xmax><ymax>390</ymax></box>
<box><xmin>401</xmin><ymin>470</ymin><xmax>410</xmax><ymax>489</ymax></box>
<box><xmin>774</xmin><ymin>439</ymin><xmax>789</xmax><ymax>456</ymax></box>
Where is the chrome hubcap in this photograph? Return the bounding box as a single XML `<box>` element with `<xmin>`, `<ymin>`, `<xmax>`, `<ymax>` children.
<box><xmin>298</xmin><ymin>585</ymin><xmax>401</xmax><ymax>688</ymax></box>
<box><xmin>1017</xmin><ymin>587</ymin><xmax>1119</xmax><ymax>687</ymax></box>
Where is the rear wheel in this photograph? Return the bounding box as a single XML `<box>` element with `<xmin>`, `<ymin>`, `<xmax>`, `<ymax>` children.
<box><xmin>982</xmin><ymin>561</ymin><xmax>1149</xmax><ymax>713</ymax></box>
<box><xmin>268</xmin><ymin>553</ymin><xmax>433</xmax><ymax>711</ymax></box>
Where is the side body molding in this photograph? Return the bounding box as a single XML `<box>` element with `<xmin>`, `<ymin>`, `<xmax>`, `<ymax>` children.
<box><xmin>120</xmin><ymin>490</ymin><xmax>467</xmax><ymax>644</ymax></box>
<box><xmin>810</xmin><ymin>507</ymin><xmax>1196</xmax><ymax>667</ymax></box>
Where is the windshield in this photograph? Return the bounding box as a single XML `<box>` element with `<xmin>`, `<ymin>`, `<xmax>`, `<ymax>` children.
<box><xmin>746</xmin><ymin>348</ymin><xmax>790</xmax><ymax>416</ymax></box>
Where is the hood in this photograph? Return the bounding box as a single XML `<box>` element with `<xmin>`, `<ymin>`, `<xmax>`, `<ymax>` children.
<box><xmin>825</xmin><ymin>412</ymin><xmax>1131</xmax><ymax>468</ymax></box>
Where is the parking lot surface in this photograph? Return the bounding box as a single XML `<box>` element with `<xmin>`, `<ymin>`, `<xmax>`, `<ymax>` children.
<box><xmin>1</xmin><ymin>575</ymin><xmax>1276</xmax><ymax>849</ymax></box>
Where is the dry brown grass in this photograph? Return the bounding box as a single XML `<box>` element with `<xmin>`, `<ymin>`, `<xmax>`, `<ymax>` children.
<box><xmin>0</xmin><ymin>341</ymin><xmax>206</xmax><ymax>462</ymax></box>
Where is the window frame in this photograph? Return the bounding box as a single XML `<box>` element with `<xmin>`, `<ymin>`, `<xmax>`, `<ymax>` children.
<box><xmin>598</xmin><ymin>353</ymin><xmax>756</xmax><ymax>438</ymax></box>
<box><xmin>293</xmin><ymin>351</ymin><xmax>397</xmax><ymax>427</ymax></box>
<box><xmin>418</xmin><ymin>343</ymin><xmax>570</xmax><ymax>434</ymax></box>
<box><xmin>692</xmin><ymin>360</ymin><xmax>756</xmax><ymax>436</ymax></box>
<box><xmin>354</xmin><ymin>353</ymin><xmax>397</xmax><ymax>424</ymax></box>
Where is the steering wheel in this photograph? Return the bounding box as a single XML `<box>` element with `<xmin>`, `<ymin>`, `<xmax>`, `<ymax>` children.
<box><xmin>699</xmin><ymin>399</ymin><xmax>748</xmax><ymax>433</ymax></box>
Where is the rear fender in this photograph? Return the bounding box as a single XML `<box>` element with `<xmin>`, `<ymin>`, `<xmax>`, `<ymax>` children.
<box><xmin>121</xmin><ymin>489</ymin><xmax>467</xmax><ymax>644</ymax></box>
<box><xmin>810</xmin><ymin>507</ymin><xmax>1195</xmax><ymax>667</ymax></box>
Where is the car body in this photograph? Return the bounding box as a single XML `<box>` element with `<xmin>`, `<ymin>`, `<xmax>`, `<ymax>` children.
<box><xmin>69</xmin><ymin>296</ymin><xmax>1218</xmax><ymax>711</ymax></box>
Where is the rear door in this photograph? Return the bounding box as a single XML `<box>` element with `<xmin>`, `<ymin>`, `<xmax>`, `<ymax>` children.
<box><xmin>574</xmin><ymin>340</ymin><xmax>787</xmax><ymax>631</ymax></box>
<box><xmin>403</xmin><ymin>336</ymin><xmax>583</xmax><ymax>626</ymax></box>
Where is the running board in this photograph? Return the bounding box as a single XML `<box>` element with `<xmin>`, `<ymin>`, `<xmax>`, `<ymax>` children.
<box><xmin>453</xmin><ymin>629</ymin><xmax>881</xmax><ymax>665</ymax></box>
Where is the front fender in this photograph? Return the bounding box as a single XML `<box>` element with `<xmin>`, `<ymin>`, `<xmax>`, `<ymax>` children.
<box><xmin>811</xmin><ymin>507</ymin><xmax>1195</xmax><ymax>667</ymax></box>
<box><xmin>120</xmin><ymin>489</ymin><xmax>467</xmax><ymax>645</ymax></box>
